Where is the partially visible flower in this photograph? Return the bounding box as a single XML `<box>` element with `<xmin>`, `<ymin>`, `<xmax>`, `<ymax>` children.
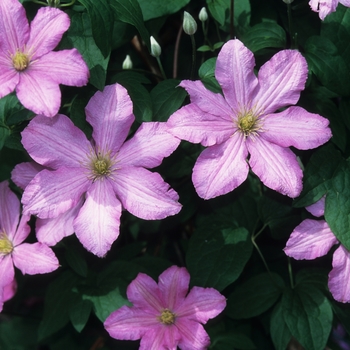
<box><xmin>104</xmin><ymin>266</ymin><xmax>226</xmax><ymax>350</ymax></box>
<box><xmin>284</xmin><ymin>197</ymin><xmax>350</xmax><ymax>303</ymax></box>
<box><xmin>309</xmin><ymin>0</ymin><xmax>350</xmax><ymax>20</ymax></box>
<box><xmin>0</xmin><ymin>181</ymin><xmax>59</xmax><ymax>312</ymax></box>
<box><xmin>122</xmin><ymin>55</ymin><xmax>133</xmax><ymax>70</ymax></box>
<box><xmin>167</xmin><ymin>39</ymin><xmax>332</xmax><ymax>199</ymax></box>
<box><xmin>0</xmin><ymin>0</ymin><xmax>89</xmax><ymax>117</ymax></box>
<box><xmin>183</xmin><ymin>11</ymin><xmax>197</xmax><ymax>35</ymax></box>
<box><xmin>199</xmin><ymin>7</ymin><xmax>208</xmax><ymax>22</ymax></box>
<box><xmin>20</xmin><ymin>83</ymin><xmax>182</xmax><ymax>257</ymax></box>
<box><xmin>150</xmin><ymin>36</ymin><xmax>162</xmax><ymax>57</ymax></box>
<box><xmin>0</xmin><ymin>279</ymin><xmax>17</xmax><ymax>312</ymax></box>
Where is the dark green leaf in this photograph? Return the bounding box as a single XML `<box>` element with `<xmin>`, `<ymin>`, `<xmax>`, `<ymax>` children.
<box><xmin>69</xmin><ymin>299</ymin><xmax>92</xmax><ymax>333</ymax></box>
<box><xmin>137</xmin><ymin>0</ymin><xmax>190</xmax><ymax>21</ymax></box>
<box><xmin>0</xmin><ymin>127</ymin><xmax>10</xmax><ymax>151</ymax></box>
<box><xmin>64</xmin><ymin>244</ymin><xmax>88</xmax><ymax>278</ymax></box>
<box><xmin>270</xmin><ymin>301</ymin><xmax>292</xmax><ymax>350</ymax></box>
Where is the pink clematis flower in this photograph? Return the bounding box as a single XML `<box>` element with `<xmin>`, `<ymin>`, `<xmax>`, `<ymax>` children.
<box><xmin>0</xmin><ymin>279</ymin><xmax>17</xmax><ymax>312</ymax></box>
<box><xmin>284</xmin><ymin>197</ymin><xmax>350</xmax><ymax>303</ymax></box>
<box><xmin>167</xmin><ymin>39</ymin><xmax>332</xmax><ymax>199</ymax></box>
<box><xmin>104</xmin><ymin>265</ymin><xmax>226</xmax><ymax>350</ymax></box>
<box><xmin>0</xmin><ymin>0</ymin><xmax>89</xmax><ymax>117</ymax></box>
<box><xmin>309</xmin><ymin>0</ymin><xmax>350</xmax><ymax>20</ymax></box>
<box><xmin>0</xmin><ymin>181</ymin><xmax>59</xmax><ymax>312</ymax></box>
<box><xmin>20</xmin><ymin>83</ymin><xmax>182</xmax><ymax>257</ymax></box>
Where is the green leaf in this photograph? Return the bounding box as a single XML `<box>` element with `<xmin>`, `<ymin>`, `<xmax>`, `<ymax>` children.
<box><xmin>69</xmin><ymin>299</ymin><xmax>92</xmax><ymax>333</ymax></box>
<box><xmin>64</xmin><ymin>244</ymin><xmax>88</xmax><ymax>278</ymax></box>
<box><xmin>187</xmin><ymin>227</ymin><xmax>253</xmax><ymax>291</ymax></box>
<box><xmin>67</xmin><ymin>13</ymin><xmax>109</xmax><ymax>90</ymax></box>
<box><xmin>242</xmin><ymin>22</ymin><xmax>286</xmax><ymax>52</ymax></box>
<box><xmin>150</xmin><ymin>79</ymin><xmax>187</xmax><ymax>121</ymax></box>
<box><xmin>197</xmin><ymin>45</ymin><xmax>212</xmax><ymax>52</ymax></box>
<box><xmin>109</xmin><ymin>0</ymin><xmax>150</xmax><ymax>49</ymax></box>
<box><xmin>281</xmin><ymin>285</ymin><xmax>333</xmax><ymax>350</ymax></box>
<box><xmin>78</xmin><ymin>0</ymin><xmax>113</xmax><ymax>58</ymax></box>
<box><xmin>137</xmin><ymin>0</ymin><xmax>190</xmax><ymax>21</ymax></box>
<box><xmin>270</xmin><ymin>301</ymin><xmax>292</xmax><ymax>350</ymax></box>
<box><xmin>198</xmin><ymin>57</ymin><xmax>221</xmax><ymax>93</ymax></box>
<box><xmin>0</xmin><ymin>127</ymin><xmax>10</xmax><ymax>151</ymax></box>
<box><xmin>226</xmin><ymin>272</ymin><xmax>284</xmax><ymax>319</ymax></box>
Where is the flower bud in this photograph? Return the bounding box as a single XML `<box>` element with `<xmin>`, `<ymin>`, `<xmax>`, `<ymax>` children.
<box><xmin>47</xmin><ymin>0</ymin><xmax>60</xmax><ymax>7</ymax></box>
<box><xmin>122</xmin><ymin>55</ymin><xmax>133</xmax><ymax>70</ymax></box>
<box><xmin>199</xmin><ymin>7</ymin><xmax>208</xmax><ymax>22</ymax></box>
<box><xmin>183</xmin><ymin>11</ymin><xmax>197</xmax><ymax>35</ymax></box>
<box><xmin>150</xmin><ymin>36</ymin><xmax>161</xmax><ymax>57</ymax></box>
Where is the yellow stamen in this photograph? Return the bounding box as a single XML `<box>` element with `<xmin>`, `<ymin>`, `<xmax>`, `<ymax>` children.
<box><xmin>12</xmin><ymin>51</ymin><xmax>30</xmax><ymax>72</ymax></box>
<box><xmin>89</xmin><ymin>151</ymin><xmax>115</xmax><ymax>181</ymax></box>
<box><xmin>0</xmin><ymin>232</ymin><xmax>13</xmax><ymax>255</ymax></box>
<box><xmin>158</xmin><ymin>309</ymin><xmax>176</xmax><ymax>325</ymax></box>
<box><xmin>236</xmin><ymin>107</ymin><xmax>262</xmax><ymax>137</ymax></box>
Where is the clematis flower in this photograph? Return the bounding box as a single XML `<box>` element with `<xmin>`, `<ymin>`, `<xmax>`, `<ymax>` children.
<box><xmin>20</xmin><ymin>83</ymin><xmax>182</xmax><ymax>257</ymax></box>
<box><xmin>284</xmin><ymin>197</ymin><xmax>350</xmax><ymax>303</ymax></box>
<box><xmin>0</xmin><ymin>279</ymin><xmax>17</xmax><ymax>312</ymax></box>
<box><xmin>0</xmin><ymin>180</ymin><xmax>59</xmax><ymax>312</ymax></box>
<box><xmin>0</xmin><ymin>0</ymin><xmax>89</xmax><ymax>117</ymax></box>
<box><xmin>167</xmin><ymin>39</ymin><xmax>332</xmax><ymax>199</ymax></box>
<box><xmin>104</xmin><ymin>265</ymin><xmax>226</xmax><ymax>350</ymax></box>
<box><xmin>309</xmin><ymin>0</ymin><xmax>350</xmax><ymax>20</ymax></box>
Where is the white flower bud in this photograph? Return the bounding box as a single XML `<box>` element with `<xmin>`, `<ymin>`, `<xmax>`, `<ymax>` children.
<box><xmin>199</xmin><ymin>7</ymin><xmax>208</xmax><ymax>22</ymax></box>
<box><xmin>183</xmin><ymin>11</ymin><xmax>197</xmax><ymax>35</ymax></box>
<box><xmin>150</xmin><ymin>36</ymin><xmax>161</xmax><ymax>57</ymax></box>
<box><xmin>122</xmin><ymin>55</ymin><xmax>133</xmax><ymax>70</ymax></box>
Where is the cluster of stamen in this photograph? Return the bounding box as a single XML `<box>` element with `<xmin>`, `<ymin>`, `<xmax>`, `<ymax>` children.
<box><xmin>12</xmin><ymin>50</ymin><xmax>30</xmax><ymax>72</ymax></box>
<box><xmin>0</xmin><ymin>232</ymin><xmax>13</xmax><ymax>255</ymax></box>
<box><xmin>88</xmin><ymin>151</ymin><xmax>115</xmax><ymax>181</ymax></box>
<box><xmin>236</xmin><ymin>106</ymin><xmax>262</xmax><ymax>137</ymax></box>
<box><xmin>159</xmin><ymin>308</ymin><xmax>176</xmax><ymax>325</ymax></box>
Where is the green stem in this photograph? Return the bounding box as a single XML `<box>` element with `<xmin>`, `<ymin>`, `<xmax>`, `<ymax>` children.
<box><xmin>190</xmin><ymin>34</ymin><xmax>196</xmax><ymax>79</ymax></box>
<box><xmin>288</xmin><ymin>256</ymin><xmax>295</xmax><ymax>289</ymax></box>
<box><xmin>60</xmin><ymin>0</ymin><xmax>76</xmax><ymax>7</ymax></box>
<box><xmin>156</xmin><ymin>57</ymin><xmax>167</xmax><ymax>80</ymax></box>
<box><xmin>287</xmin><ymin>3</ymin><xmax>296</xmax><ymax>48</ymax></box>
<box><xmin>230</xmin><ymin>0</ymin><xmax>235</xmax><ymax>39</ymax></box>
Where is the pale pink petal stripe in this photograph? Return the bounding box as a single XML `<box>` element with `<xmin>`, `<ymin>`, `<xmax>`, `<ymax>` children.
<box><xmin>192</xmin><ymin>134</ymin><xmax>249</xmax><ymax>199</ymax></box>
<box><xmin>177</xmin><ymin>286</ymin><xmax>226</xmax><ymax>323</ymax></box>
<box><xmin>248</xmin><ymin>137</ymin><xmax>303</xmax><ymax>198</ymax></box>
<box><xmin>27</xmin><ymin>7</ymin><xmax>70</xmax><ymax>59</ymax></box>
<box><xmin>11</xmin><ymin>214</ymin><xmax>31</xmax><ymax>246</ymax></box>
<box><xmin>262</xmin><ymin>107</ymin><xmax>332</xmax><ymax>150</ymax></box>
<box><xmin>0</xmin><ymin>62</ymin><xmax>19</xmax><ymax>98</ymax></box>
<box><xmin>284</xmin><ymin>219</ymin><xmax>337</xmax><ymax>259</ymax></box>
<box><xmin>254</xmin><ymin>50</ymin><xmax>308</xmax><ymax>114</ymax></box>
<box><xmin>215</xmin><ymin>39</ymin><xmax>258</xmax><ymax>111</ymax></box>
<box><xmin>31</xmin><ymin>50</ymin><xmax>89</xmax><ymax>86</ymax></box>
<box><xmin>167</xmin><ymin>104</ymin><xmax>234</xmax><ymax>147</ymax></box>
<box><xmin>0</xmin><ymin>181</ymin><xmax>20</xmax><ymax>236</ymax></box>
<box><xmin>0</xmin><ymin>0</ymin><xmax>29</xmax><ymax>52</ymax></box>
<box><xmin>328</xmin><ymin>245</ymin><xmax>350</xmax><ymax>302</ymax></box>
<box><xmin>22</xmin><ymin>168</ymin><xmax>89</xmax><ymax>219</ymax></box>
<box><xmin>11</xmin><ymin>162</ymin><xmax>44</xmax><ymax>190</ymax></box>
<box><xmin>12</xmin><ymin>243</ymin><xmax>59</xmax><ymax>274</ymax></box>
<box><xmin>21</xmin><ymin>114</ymin><xmax>91</xmax><ymax>168</ymax></box>
<box><xmin>158</xmin><ymin>266</ymin><xmax>189</xmax><ymax>311</ymax></box>
<box><xmin>140</xmin><ymin>326</ymin><xmax>176</xmax><ymax>350</ymax></box>
<box><xmin>176</xmin><ymin>319</ymin><xmax>211</xmax><ymax>350</ymax></box>
<box><xmin>112</xmin><ymin>167</ymin><xmax>181</xmax><ymax>220</ymax></box>
<box><xmin>118</xmin><ymin>122</ymin><xmax>180</xmax><ymax>168</ymax></box>
<box><xmin>74</xmin><ymin>180</ymin><xmax>122</xmax><ymax>257</ymax></box>
<box><xmin>306</xmin><ymin>197</ymin><xmax>325</xmax><ymax>217</ymax></box>
<box><xmin>179</xmin><ymin>80</ymin><xmax>233</xmax><ymax>119</ymax></box>
<box><xmin>0</xmin><ymin>255</ymin><xmax>15</xmax><ymax>290</ymax></box>
<box><xmin>85</xmin><ymin>84</ymin><xmax>135</xmax><ymax>153</ymax></box>
<box><xmin>16</xmin><ymin>70</ymin><xmax>61</xmax><ymax>117</ymax></box>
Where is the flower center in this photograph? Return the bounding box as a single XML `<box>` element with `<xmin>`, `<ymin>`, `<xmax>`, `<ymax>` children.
<box><xmin>12</xmin><ymin>51</ymin><xmax>30</xmax><ymax>72</ymax></box>
<box><xmin>236</xmin><ymin>108</ymin><xmax>261</xmax><ymax>137</ymax></box>
<box><xmin>159</xmin><ymin>308</ymin><xmax>176</xmax><ymax>325</ymax></box>
<box><xmin>0</xmin><ymin>232</ymin><xmax>13</xmax><ymax>255</ymax></box>
<box><xmin>89</xmin><ymin>151</ymin><xmax>115</xmax><ymax>180</ymax></box>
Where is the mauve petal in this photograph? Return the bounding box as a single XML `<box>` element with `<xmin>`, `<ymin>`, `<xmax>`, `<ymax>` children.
<box><xmin>11</xmin><ymin>162</ymin><xmax>44</xmax><ymax>190</ymax></box>
<box><xmin>158</xmin><ymin>266</ymin><xmax>189</xmax><ymax>311</ymax></box>
<box><xmin>328</xmin><ymin>245</ymin><xmax>350</xmax><ymax>302</ymax></box>
<box><xmin>0</xmin><ymin>255</ymin><xmax>15</xmax><ymax>290</ymax></box>
<box><xmin>12</xmin><ymin>242</ymin><xmax>59</xmax><ymax>274</ymax></box>
<box><xmin>3</xmin><ymin>278</ymin><xmax>17</xmax><ymax>302</ymax></box>
<box><xmin>247</xmin><ymin>137</ymin><xmax>303</xmax><ymax>198</ymax></box>
<box><xmin>27</xmin><ymin>7</ymin><xmax>70</xmax><ymax>59</ymax></box>
<box><xmin>11</xmin><ymin>214</ymin><xmax>31</xmax><ymax>246</ymax></box>
<box><xmin>176</xmin><ymin>319</ymin><xmax>210</xmax><ymax>350</ymax></box>
<box><xmin>306</xmin><ymin>197</ymin><xmax>325</xmax><ymax>217</ymax></box>
<box><xmin>340</xmin><ymin>0</ymin><xmax>350</xmax><ymax>6</ymax></box>
<box><xmin>176</xmin><ymin>286</ymin><xmax>226</xmax><ymax>323</ymax></box>
<box><xmin>36</xmin><ymin>199</ymin><xmax>83</xmax><ymax>246</ymax></box>
<box><xmin>21</xmin><ymin>114</ymin><xmax>91</xmax><ymax>168</ymax></box>
<box><xmin>22</xmin><ymin>168</ymin><xmax>89</xmax><ymax>219</ymax></box>
<box><xmin>178</xmin><ymin>80</ymin><xmax>233</xmax><ymax>119</ymax></box>
<box><xmin>104</xmin><ymin>305</ymin><xmax>157</xmax><ymax>340</ymax></box>
<box><xmin>192</xmin><ymin>134</ymin><xmax>249</xmax><ymax>199</ymax></box>
<box><xmin>127</xmin><ymin>272</ymin><xmax>163</xmax><ymax>312</ymax></box>
<box><xmin>74</xmin><ymin>180</ymin><xmax>121</xmax><ymax>257</ymax></box>
<box><xmin>85</xmin><ymin>84</ymin><xmax>135</xmax><ymax>153</ymax></box>
<box><xmin>0</xmin><ymin>0</ymin><xmax>29</xmax><ymax>52</ymax></box>
<box><xmin>309</xmin><ymin>0</ymin><xmax>336</xmax><ymax>20</ymax></box>
<box><xmin>254</xmin><ymin>50</ymin><xmax>308</xmax><ymax>114</ymax></box>
<box><xmin>284</xmin><ymin>219</ymin><xmax>337</xmax><ymax>259</ymax></box>
<box><xmin>139</xmin><ymin>326</ymin><xmax>178</xmax><ymax>350</ymax></box>
<box><xmin>118</xmin><ymin>122</ymin><xmax>180</xmax><ymax>168</ymax></box>
<box><xmin>16</xmin><ymin>70</ymin><xmax>61</xmax><ymax>117</ymax></box>
<box><xmin>262</xmin><ymin>107</ymin><xmax>332</xmax><ymax>150</ymax></box>
<box><xmin>31</xmin><ymin>50</ymin><xmax>89</xmax><ymax>86</ymax></box>
<box><xmin>167</xmin><ymin>104</ymin><xmax>234</xmax><ymax>147</ymax></box>
<box><xmin>215</xmin><ymin>39</ymin><xmax>258</xmax><ymax>111</ymax></box>
<box><xmin>0</xmin><ymin>181</ymin><xmax>20</xmax><ymax>236</ymax></box>
<box><xmin>0</xmin><ymin>61</ymin><xmax>19</xmax><ymax>97</ymax></box>
<box><xmin>112</xmin><ymin>167</ymin><xmax>181</xmax><ymax>220</ymax></box>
